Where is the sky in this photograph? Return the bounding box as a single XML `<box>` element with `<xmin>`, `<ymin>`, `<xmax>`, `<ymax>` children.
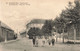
<box><xmin>0</xmin><ymin>0</ymin><xmax>74</xmax><ymax>33</ymax></box>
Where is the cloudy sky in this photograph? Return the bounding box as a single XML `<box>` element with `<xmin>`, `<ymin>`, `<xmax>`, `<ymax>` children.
<box><xmin>0</xmin><ymin>0</ymin><xmax>74</xmax><ymax>33</ymax></box>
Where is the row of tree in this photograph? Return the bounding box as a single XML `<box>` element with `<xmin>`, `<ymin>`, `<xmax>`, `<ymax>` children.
<box><xmin>28</xmin><ymin>0</ymin><xmax>80</xmax><ymax>44</ymax></box>
<box><xmin>53</xmin><ymin>0</ymin><xmax>80</xmax><ymax>43</ymax></box>
<box><xmin>27</xmin><ymin>27</ymin><xmax>42</xmax><ymax>39</ymax></box>
<box><xmin>27</xmin><ymin>20</ymin><xmax>53</xmax><ymax>39</ymax></box>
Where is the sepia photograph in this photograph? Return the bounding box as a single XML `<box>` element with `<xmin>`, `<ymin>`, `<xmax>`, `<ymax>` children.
<box><xmin>0</xmin><ymin>0</ymin><xmax>80</xmax><ymax>51</ymax></box>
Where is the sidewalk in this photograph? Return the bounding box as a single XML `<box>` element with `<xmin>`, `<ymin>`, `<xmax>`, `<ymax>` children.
<box><xmin>0</xmin><ymin>39</ymin><xmax>20</xmax><ymax>44</ymax></box>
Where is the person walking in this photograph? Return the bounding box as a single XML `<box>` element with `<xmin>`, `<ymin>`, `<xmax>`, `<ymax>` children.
<box><xmin>32</xmin><ymin>36</ymin><xmax>36</xmax><ymax>47</ymax></box>
<box><xmin>48</xmin><ymin>36</ymin><xmax>52</xmax><ymax>46</ymax></box>
<box><xmin>42</xmin><ymin>36</ymin><xmax>45</xmax><ymax>47</ymax></box>
<box><xmin>51</xmin><ymin>35</ymin><xmax>55</xmax><ymax>46</ymax></box>
<box><xmin>35</xmin><ymin>36</ymin><xmax>39</xmax><ymax>47</ymax></box>
<box><xmin>52</xmin><ymin>38</ymin><xmax>55</xmax><ymax>46</ymax></box>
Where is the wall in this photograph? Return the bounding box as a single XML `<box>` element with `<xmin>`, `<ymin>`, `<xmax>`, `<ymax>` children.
<box><xmin>0</xmin><ymin>22</ymin><xmax>3</xmax><ymax>42</ymax></box>
<box><xmin>0</xmin><ymin>27</ymin><xmax>14</xmax><ymax>42</ymax></box>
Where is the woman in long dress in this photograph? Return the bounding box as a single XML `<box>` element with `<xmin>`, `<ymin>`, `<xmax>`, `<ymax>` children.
<box><xmin>42</xmin><ymin>36</ymin><xmax>46</xmax><ymax>47</ymax></box>
<box><xmin>48</xmin><ymin>36</ymin><xmax>52</xmax><ymax>45</ymax></box>
<box><xmin>35</xmin><ymin>36</ymin><xmax>39</xmax><ymax>47</ymax></box>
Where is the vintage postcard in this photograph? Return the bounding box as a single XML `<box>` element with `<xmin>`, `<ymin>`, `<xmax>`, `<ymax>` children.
<box><xmin>0</xmin><ymin>0</ymin><xmax>80</xmax><ymax>51</ymax></box>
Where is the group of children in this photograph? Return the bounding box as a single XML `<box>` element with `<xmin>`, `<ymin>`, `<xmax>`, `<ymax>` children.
<box><xmin>32</xmin><ymin>36</ymin><xmax>55</xmax><ymax>47</ymax></box>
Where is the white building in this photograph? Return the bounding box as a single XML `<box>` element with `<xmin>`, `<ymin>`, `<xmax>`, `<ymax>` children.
<box><xmin>26</xmin><ymin>19</ymin><xmax>46</xmax><ymax>37</ymax></box>
<box><xmin>26</xmin><ymin>19</ymin><xmax>46</xmax><ymax>31</ymax></box>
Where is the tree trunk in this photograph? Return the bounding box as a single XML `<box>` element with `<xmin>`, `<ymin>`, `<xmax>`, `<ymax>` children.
<box><xmin>56</xmin><ymin>30</ymin><xmax>58</xmax><ymax>42</ymax></box>
<box><xmin>63</xmin><ymin>28</ymin><xmax>64</xmax><ymax>43</ymax></box>
<box><xmin>68</xmin><ymin>32</ymin><xmax>69</xmax><ymax>41</ymax></box>
<box><xmin>73</xmin><ymin>24</ymin><xmax>76</xmax><ymax>44</ymax></box>
<box><xmin>62</xmin><ymin>23</ymin><xmax>66</xmax><ymax>43</ymax></box>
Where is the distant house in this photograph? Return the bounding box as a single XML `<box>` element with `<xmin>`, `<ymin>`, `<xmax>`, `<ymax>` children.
<box><xmin>26</xmin><ymin>19</ymin><xmax>46</xmax><ymax>30</ymax></box>
<box><xmin>20</xmin><ymin>30</ymin><xmax>26</xmax><ymax>38</ymax></box>
<box><xmin>0</xmin><ymin>21</ymin><xmax>14</xmax><ymax>42</ymax></box>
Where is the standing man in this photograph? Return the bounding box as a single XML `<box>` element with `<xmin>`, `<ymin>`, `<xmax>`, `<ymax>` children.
<box><xmin>32</xmin><ymin>36</ymin><xmax>36</xmax><ymax>47</ymax></box>
<box><xmin>51</xmin><ymin>35</ymin><xmax>55</xmax><ymax>46</ymax></box>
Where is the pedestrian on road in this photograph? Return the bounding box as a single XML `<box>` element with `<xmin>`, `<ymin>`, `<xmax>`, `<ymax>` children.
<box><xmin>51</xmin><ymin>35</ymin><xmax>55</xmax><ymax>46</ymax></box>
<box><xmin>52</xmin><ymin>39</ymin><xmax>55</xmax><ymax>46</ymax></box>
<box><xmin>42</xmin><ymin>36</ymin><xmax>46</xmax><ymax>47</ymax></box>
<box><xmin>35</xmin><ymin>36</ymin><xmax>39</xmax><ymax>47</ymax></box>
<box><xmin>48</xmin><ymin>36</ymin><xmax>52</xmax><ymax>46</ymax></box>
<box><xmin>32</xmin><ymin>36</ymin><xmax>36</xmax><ymax>47</ymax></box>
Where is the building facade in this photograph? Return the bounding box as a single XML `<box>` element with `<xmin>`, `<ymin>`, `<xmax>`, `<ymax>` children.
<box><xmin>26</xmin><ymin>19</ymin><xmax>46</xmax><ymax>38</ymax></box>
<box><xmin>20</xmin><ymin>30</ymin><xmax>26</xmax><ymax>38</ymax></box>
<box><xmin>26</xmin><ymin>19</ymin><xmax>45</xmax><ymax>31</ymax></box>
<box><xmin>0</xmin><ymin>21</ymin><xmax>14</xmax><ymax>42</ymax></box>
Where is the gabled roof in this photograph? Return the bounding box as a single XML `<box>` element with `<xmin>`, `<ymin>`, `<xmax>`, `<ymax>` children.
<box><xmin>26</xmin><ymin>19</ymin><xmax>46</xmax><ymax>26</ymax></box>
<box><xmin>0</xmin><ymin>21</ymin><xmax>13</xmax><ymax>31</ymax></box>
<box><xmin>30</xmin><ymin>19</ymin><xmax>45</xmax><ymax>24</ymax></box>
